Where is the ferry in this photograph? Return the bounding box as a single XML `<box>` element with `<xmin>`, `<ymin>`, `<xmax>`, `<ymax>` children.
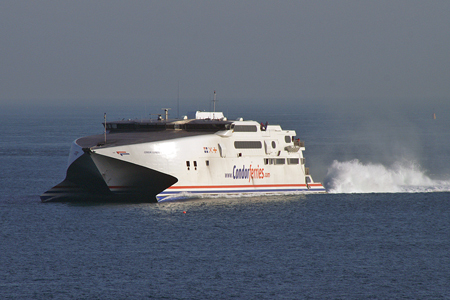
<box><xmin>41</xmin><ymin>110</ymin><xmax>326</xmax><ymax>202</ymax></box>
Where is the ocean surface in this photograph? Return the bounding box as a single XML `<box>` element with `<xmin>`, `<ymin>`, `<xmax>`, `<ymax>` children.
<box><xmin>1</xmin><ymin>101</ymin><xmax>450</xmax><ymax>299</ymax></box>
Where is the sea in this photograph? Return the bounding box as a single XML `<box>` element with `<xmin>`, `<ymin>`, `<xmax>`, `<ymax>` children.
<box><xmin>1</xmin><ymin>99</ymin><xmax>449</xmax><ymax>299</ymax></box>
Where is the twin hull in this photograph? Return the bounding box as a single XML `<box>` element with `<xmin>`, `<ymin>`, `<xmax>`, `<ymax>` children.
<box><xmin>41</xmin><ymin>121</ymin><xmax>325</xmax><ymax>202</ymax></box>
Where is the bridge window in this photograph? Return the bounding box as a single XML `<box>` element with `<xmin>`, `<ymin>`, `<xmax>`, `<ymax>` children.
<box><xmin>234</xmin><ymin>141</ymin><xmax>262</xmax><ymax>149</ymax></box>
<box><xmin>233</xmin><ymin>125</ymin><xmax>258</xmax><ymax>132</ymax></box>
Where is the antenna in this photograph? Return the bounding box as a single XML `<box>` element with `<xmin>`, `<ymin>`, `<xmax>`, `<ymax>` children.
<box><xmin>177</xmin><ymin>81</ymin><xmax>180</xmax><ymax>119</ymax></box>
<box><xmin>104</xmin><ymin>113</ymin><xmax>107</xmax><ymax>144</ymax></box>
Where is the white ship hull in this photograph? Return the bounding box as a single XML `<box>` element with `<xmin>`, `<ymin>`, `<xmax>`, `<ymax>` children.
<box><xmin>41</xmin><ymin>112</ymin><xmax>325</xmax><ymax>202</ymax></box>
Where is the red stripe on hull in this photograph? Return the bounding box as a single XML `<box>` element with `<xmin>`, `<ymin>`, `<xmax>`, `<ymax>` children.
<box><xmin>167</xmin><ymin>184</ymin><xmax>308</xmax><ymax>190</ymax></box>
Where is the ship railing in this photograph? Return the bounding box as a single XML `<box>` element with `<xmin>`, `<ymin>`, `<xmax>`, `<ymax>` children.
<box><xmin>294</xmin><ymin>139</ymin><xmax>305</xmax><ymax>147</ymax></box>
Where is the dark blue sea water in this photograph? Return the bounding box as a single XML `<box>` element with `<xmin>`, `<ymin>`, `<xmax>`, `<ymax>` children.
<box><xmin>1</xmin><ymin>101</ymin><xmax>450</xmax><ymax>299</ymax></box>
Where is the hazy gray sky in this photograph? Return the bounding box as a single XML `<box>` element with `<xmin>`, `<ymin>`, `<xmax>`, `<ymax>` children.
<box><xmin>1</xmin><ymin>1</ymin><xmax>449</xmax><ymax>106</ymax></box>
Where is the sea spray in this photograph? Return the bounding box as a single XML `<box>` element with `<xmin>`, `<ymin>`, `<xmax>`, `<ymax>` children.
<box><xmin>324</xmin><ymin>159</ymin><xmax>450</xmax><ymax>193</ymax></box>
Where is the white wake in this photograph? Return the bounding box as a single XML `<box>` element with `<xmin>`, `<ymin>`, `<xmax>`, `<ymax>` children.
<box><xmin>324</xmin><ymin>159</ymin><xmax>450</xmax><ymax>193</ymax></box>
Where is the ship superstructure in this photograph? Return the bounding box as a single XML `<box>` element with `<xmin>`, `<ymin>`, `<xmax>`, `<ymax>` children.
<box><xmin>41</xmin><ymin>111</ymin><xmax>325</xmax><ymax>202</ymax></box>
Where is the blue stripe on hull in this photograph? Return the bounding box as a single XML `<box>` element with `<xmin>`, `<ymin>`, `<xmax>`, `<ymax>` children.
<box><xmin>156</xmin><ymin>187</ymin><xmax>323</xmax><ymax>202</ymax></box>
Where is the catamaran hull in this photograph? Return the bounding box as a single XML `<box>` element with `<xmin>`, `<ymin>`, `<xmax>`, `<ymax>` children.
<box><xmin>40</xmin><ymin>152</ymin><xmax>178</xmax><ymax>203</ymax></box>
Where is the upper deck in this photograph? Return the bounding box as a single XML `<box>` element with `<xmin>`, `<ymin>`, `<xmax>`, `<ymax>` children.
<box><xmin>105</xmin><ymin>118</ymin><xmax>233</xmax><ymax>132</ymax></box>
<box><xmin>77</xmin><ymin>111</ymin><xmax>297</xmax><ymax>150</ymax></box>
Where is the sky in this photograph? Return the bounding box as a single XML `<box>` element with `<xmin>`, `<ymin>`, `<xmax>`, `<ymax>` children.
<box><xmin>1</xmin><ymin>1</ymin><xmax>449</xmax><ymax>108</ymax></box>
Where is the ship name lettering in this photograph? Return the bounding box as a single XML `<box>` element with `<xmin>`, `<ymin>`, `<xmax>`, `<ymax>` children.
<box><xmin>232</xmin><ymin>165</ymin><xmax>265</xmax><ymax>181</ymax></box>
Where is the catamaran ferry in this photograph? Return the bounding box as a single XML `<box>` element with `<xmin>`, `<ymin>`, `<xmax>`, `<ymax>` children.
<box><xmin>41</xmin><ymin>110</ymin><xmax>325</xmax><ymax>202</ymax></box>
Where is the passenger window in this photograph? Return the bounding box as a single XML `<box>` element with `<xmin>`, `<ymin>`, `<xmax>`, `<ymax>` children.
<box><xmin>275</xmin><ymin>158</ymin><xmax>285</xmax><ymax>165</ymax></box>
<box><xmin>288</xmin><ymin>158</ymin><xmax>299</xmax><ymax>164</ymax></box>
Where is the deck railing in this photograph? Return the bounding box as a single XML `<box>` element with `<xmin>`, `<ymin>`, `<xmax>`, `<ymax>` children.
<box><xmin>294</xmin><ymin>139</ymin><xmax>305</xmax><ymax>147</ymax></box>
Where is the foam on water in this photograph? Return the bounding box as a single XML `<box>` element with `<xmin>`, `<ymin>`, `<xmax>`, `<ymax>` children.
<box><xmin>324</xmin><ymin>159</ymin><xmax>450</xmax><ymax>193</ymax></box>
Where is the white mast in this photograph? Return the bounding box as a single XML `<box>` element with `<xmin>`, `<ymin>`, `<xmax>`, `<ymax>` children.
<box><xmin>162</xmin><ymin>108</ymin><xmax>171</xmax><ymax>120</ymax></box>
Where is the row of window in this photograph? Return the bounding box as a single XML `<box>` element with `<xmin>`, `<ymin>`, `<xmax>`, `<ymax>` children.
<box><xmin>264</xmin><ymin>158</ymin><xmax>303</xmax><ymax>165</ymax></box>
<box><xmin>185</xmin><ymin>158</ymin><xmax>301</xmax><ymax>170</ymax></box>
<box><xmin>233</xmin><ymin>138</ymin><xmax>295</xmax><ymax>150</ymax></box>
<box><xmin>186</xmin><ymin>160</ymin><xmax>210</xmax><ymax>170</ymax></box>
